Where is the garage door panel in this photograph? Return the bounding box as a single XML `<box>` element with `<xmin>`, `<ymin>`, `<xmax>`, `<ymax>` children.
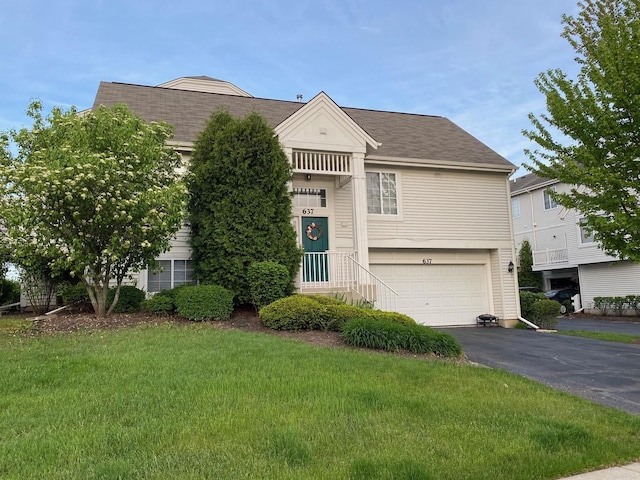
<box><xmin>372</xmin><ymin>264</ymin><xmax>489</xmax><ymax>326</ymax></box>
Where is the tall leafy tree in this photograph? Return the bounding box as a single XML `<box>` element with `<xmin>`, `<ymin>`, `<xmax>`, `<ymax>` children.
<box><xmin>188</xmin><ymin>110</ymin><xmax>302</xmax><ymax>303</ymax></box>
<box><xmin>523</xmin><ymin>0</ymin><xmax>640</xmax><ymax>261</ymax></box>
<box><xmin>517</xmin><ymin>239</ymin><xmax>543</xmax><ymax>288</ymax></box>
<box><xmin>0</xmin><ymin>101</ymin><xmax>187</xmax><ymax>316</ymax></box>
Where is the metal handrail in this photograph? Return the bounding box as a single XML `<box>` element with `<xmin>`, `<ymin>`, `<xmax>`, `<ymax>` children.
<box><xmin>298</xmin><ymin>251</ymin><xmax>398</xmax><ymax>312</ymax></box>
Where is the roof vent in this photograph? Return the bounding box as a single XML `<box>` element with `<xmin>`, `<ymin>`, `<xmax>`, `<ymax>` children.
<box><xmin>296</xmin><ymin>94</ymin><xmax>303</xmax><ymax>102</ymax></box>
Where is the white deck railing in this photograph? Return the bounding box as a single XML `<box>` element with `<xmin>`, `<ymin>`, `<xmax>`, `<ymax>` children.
<box><xmin>292</xmin><ymin>151</ymin><xmax>352</xmax><ymax>175</ymax></box>
<box><xmin>298</xmin><ymin>251</ymin><xmax>398</xmax><ymax>312</ymax></box>
<box><xmin>533</xmin><ymin>248</ymin><xmax>569</xmax><ymax>266</ymax></box>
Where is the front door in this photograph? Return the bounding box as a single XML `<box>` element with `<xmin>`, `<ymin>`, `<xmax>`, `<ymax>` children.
<box><xmin>302</xmin><ymin>217</ymin><xmax>329</xmax><ymax>282</ymax></box>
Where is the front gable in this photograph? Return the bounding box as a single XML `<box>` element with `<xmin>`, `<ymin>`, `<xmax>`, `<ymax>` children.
<box><xmin>275</xmin><ymin>92</ymin><xmax>379</xmax><ymax>154</ymax></box>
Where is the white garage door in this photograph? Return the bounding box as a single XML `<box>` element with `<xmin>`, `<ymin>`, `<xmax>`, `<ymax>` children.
<box><xmin>371</xmin><ymin>264</ymin><xmax>489</xmax><ymax>326</ymax></box>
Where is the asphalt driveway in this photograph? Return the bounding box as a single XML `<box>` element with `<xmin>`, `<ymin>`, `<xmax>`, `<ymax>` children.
<box><xmin>440</xmin><ymin>317</ymin><xmax>640</xmax><ymax>416</ymax></box>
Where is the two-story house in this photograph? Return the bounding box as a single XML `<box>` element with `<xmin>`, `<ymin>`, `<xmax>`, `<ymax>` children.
<box><xmin>511</xmin><ymin>172</ymin><xmax>640</xmax><ymax>312</ymax></box>
<box><xmin>89</xmin><ymin>76</ymin><xmax>520</xmax><ymax>327</ymax></box>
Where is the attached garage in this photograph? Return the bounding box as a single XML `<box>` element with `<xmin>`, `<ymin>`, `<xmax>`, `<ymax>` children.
<box><xmin>370</xmin><ymin>255</ymin><xmax>491</xmax><ymax>327</ymax></box>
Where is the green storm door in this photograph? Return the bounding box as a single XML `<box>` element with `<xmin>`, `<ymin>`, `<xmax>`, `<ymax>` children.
<box><xmin>302</xmin><ymin>217</ymin><xmax>329</xmax><ymax>282</ymax></box>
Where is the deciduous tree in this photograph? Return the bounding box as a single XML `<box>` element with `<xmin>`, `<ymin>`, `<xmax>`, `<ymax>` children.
<box><xmin>0</xmin><ymin>102</ymin><xmax>187</xmax><ymax>316</ymax></box>
<box><xmin>524</xmin><ymin>0</ymin><xmax>640</xmax><ymax>261</ymax></box>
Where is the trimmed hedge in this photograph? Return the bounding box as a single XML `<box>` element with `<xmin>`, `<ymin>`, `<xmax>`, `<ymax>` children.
<box><xmin>519</xmin><ymin>290</ymin><xmax>546</xmax><ymax>320</ymax></box>
<box><xmin>141</xmin><ymin>292</ymin><xmax>175</xmax><ymax>315</ymax></box>
<box><xmin>175</xmin><ymin>284</ymin><xmax>234</xmax><ymax>321</ymax></box>
<box><xmin>259</xmin><ymin>294</ymin><xmax>420</xmax><ymax>332</ymax></box>
<box><xmin>341</xmin><ymin>317</ymin><xmax>463</xmax><ymax>357</ymax></box>
<box><xmin>248</xmin><ymin>261</ymin><xmax>291</xmax><ymax>310</ymax></box>
<box><xmin>108</xmin><ymin>285</ymin><xmax>146</xmax><ymax>313</ymax></box>
<box><xmin>259</xmin><ymin>295</ymin><xmax>324</xmax><ymax>331</ymax></box>
<box><xmin>530</xmin><ymin>299</ymin><xmax>561</xmax><ymax>329</ymax></box>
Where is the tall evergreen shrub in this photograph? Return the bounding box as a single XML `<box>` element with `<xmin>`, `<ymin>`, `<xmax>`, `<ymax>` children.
<box><xmin>188</xmin><ymin>110</ymin><xmax>302</xmax><ymax>303</ymax></box>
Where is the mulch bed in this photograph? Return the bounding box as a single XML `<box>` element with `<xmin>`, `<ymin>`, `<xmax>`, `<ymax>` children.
<box><xmin>16</xmin><ymin>306</ymin><xmax>346</xmax><ymax>349</ymax></box>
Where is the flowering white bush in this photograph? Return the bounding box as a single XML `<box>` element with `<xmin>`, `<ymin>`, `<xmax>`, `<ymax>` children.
<box><xmin>0</xmin><ymin>101</ymin><xmax>187</xmax><ymax>316</ymax></box>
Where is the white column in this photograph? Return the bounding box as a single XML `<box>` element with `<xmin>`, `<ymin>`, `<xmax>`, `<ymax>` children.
<box><xmin>351</xmin><ymin>152</ymin><xmax>369</xmax><ymax>269</ymax></box>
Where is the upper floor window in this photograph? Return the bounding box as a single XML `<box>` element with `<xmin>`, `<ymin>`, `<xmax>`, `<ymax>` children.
<box><xmin>148</xmin><ymin>259</ymin><xmax>195</xmax><ymax>293</ymax></box>
<box><xmin>511</xmin><ymin>197</ymin><xmax>521</xmax><ymax>219</ymax></box>
<box><xmin>366</xmin><ymin>172</ymin><xmax>398</xmax><ymax>215</ymax></box>
<box><xmin>579</xmin><ymin>218</ymin><xmax>595</xmax><ymax>244</ymax></box>
<box><xmin>543</xmin><ymin>188</ymin><xmax>557</xmax><ymax>210</ymax></box>
<box><xmin>293</xmin><ymin>188</ymin><xmax>327</xmax><ymax>208</ymax></box>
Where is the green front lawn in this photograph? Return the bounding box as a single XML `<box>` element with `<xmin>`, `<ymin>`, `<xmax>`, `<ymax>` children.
<box><xmin>0</xmin><ymin>315</ymin><xmax>33</xmax><ymax>334</ymax></box>
<box><xmin>1</xmin><ymin>325</ymin><xmax>639</xmax><ymax>479</ymax></box>
<box><xmin>558</xmin><ymin>330</ymin><xmax>640</xmax><ymax>344</ymax></box>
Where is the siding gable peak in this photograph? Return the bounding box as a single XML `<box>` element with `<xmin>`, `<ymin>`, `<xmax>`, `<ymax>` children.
<box><xmin>275</xmin><ymin>91</ymin><xmax>379</xmax><ymax>153</ymax></box>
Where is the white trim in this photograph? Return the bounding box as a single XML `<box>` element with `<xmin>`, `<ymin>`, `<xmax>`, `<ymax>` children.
<box><xmin>366</xmin><ymin>155</ymin><xmax>515</xmax><ymax>173</ymax></box>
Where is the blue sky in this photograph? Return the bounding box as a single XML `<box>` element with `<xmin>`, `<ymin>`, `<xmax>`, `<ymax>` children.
<box><xmin>1</xmin><ymin>0</ymin><xmax>581</xmax><ymax>174</ymax></box>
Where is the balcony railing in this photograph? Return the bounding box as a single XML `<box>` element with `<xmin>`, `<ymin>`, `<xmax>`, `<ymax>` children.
<box><xmin>298</xmin><ymin>251</ymin><xmax>398</xmax><ymax>312</ymax></box>
<box><xmin>292</xmin><ymin>150</ymin><xmax>352</xmax><ymax>175</ymax></box>
<box><xmin>533</xmin><ymin>248</ymin><xmax>569</xmax><ymax>266</ymax></box>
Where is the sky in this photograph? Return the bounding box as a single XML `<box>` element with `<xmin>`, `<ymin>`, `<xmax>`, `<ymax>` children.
<box><xmin>1</xmin><ymin>0</ymin><xmax>582</xmax><ymax>175</ymax></box>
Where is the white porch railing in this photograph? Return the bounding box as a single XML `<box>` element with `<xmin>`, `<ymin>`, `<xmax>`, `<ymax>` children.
<box><xmin>533</xmin><ymin>248</ymin><xmax>569</xmax><ymax>266</ymax></box>
<box><xmin>298</xmin><ymin>251</ymin><xmax>398</xmax><ymax>312</ymax></box>
<box><xmin>292</xmin><ymin>150</ymin><xmax>352</xmax><ymax>175</ymax></box>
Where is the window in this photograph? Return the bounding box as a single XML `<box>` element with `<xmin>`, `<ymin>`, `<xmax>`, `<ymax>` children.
<box><xmin>293</xmin><ymin>188</ymin><xmax>327</xmax><ymax>208</ymax></box>
<box><xmin>579</xmin><ymin>219</ymin><xmax>595</xmax><ymax>244</ymax></box>
<box><xmin>147</xmin><ymin>259</ymin><xmax>194</xmax><ymax>292</ymax></box>
<box><xmin>366</xmin><ymin>172</ymin><xmax>398</xmax><ymax>215</ymax></box>
<box><xmin>512</xmin><ymin>197</ymin><xmax>521</xmax><ymax>219</ymax></box>
<box><xmin>543</xmin><ymin>188</ymin><xmax>557</xmax><ymax>210</ymax></box>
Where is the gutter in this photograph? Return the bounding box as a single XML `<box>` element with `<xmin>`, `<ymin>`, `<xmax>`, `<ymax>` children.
<box><xmin>518</xmin><ymin>316</ymin><xmax>539</xmax><ymax>330</ymax></box>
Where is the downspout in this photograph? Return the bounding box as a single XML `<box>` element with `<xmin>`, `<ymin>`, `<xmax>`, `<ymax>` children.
<box><xmin>518</xmin><ymin>316</ymin><xmax>539</xmax><ymax>330</ymax></box>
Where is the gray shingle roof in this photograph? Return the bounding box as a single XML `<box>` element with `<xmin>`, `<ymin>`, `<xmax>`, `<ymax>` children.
<box><xmin>510</xmin><ymin>172</ymin><xmax>557</xmax><ymax>195</ymax></box>
<box><xmin>92</xmin><ymin>81</ymin><xmax>514</xmax><ymax>169</ymax></box>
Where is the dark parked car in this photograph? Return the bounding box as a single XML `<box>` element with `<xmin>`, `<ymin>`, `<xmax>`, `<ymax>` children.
<box><xmin>545</xmin><ymin>288</ymin><xmax>580</xmax><ymax>313</ymax></box>
<box><xmin>519</xmin><ymin>286</ymin><xmax>544</xmax><ymax>293</ymax></box>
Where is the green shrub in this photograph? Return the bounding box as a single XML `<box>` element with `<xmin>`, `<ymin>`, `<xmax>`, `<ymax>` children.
<box><xmin>141</xmin><ymin>292</ymin><xmax>175</xmax><ymax>315</ymax></box>
<box><xmin>308</xmin><ymin>294</ymin><xmax>347</xmax><ymax>306</ymax></box>
<box><xmin>0</xmin><ymin>278</ymin><xmax>20</xmax><ymax>305</ymax></box>
<box><xmin>592</xmin><ymin>297</ymin><xmax>611</xmax><ymax>315</ymax></box>
<box><xmin>175</xmin><ymin>284</ymin><xmax>234</xmax><ymax>321</ymax></box>
<box><xmin>609</xmin><ymin>296</ymin><xmax>628</xmax><ymax>316</ymax></box>
<box><xmin>626</xmin><ymin>295</ymin><xmax>640</xmax><ymax>316</ymax></box>
<box><xmin>519</xmin><ymin>291</ymin><xmax>546</xmax><ymax>319</ymax></box>
<box><xmin>341</xmin><ymin>317</ymin><xmax>462</xmax><ymax>357</ymax></box>
<box><xmin>321</xmin><ymin>303</ymin><xmax>370</xmax><ymax>331</ymax></box>
<box><xmin>108</xmin><ymin>285</ymin><xmax>146</xmax><ymax>313</ymax></box>
<box><xmin>531</xmin><ymin>299</ymin><xmax>561</xmax><ymax>329</ymax></box>
<box><xmin>248</xmin><ymin>262</ymin><xmax>291</xmax><ymax>310</ymax></box>
<box><xmin>364</xmin><ymin>310</ymin><xmax>417</xmax><ymax>326</ymax></box>
<box><xmin>59</xmin><ymin>282</ymin><xmax>92</xmax><ymax>312</ymax></box>
<box><xmin>259</xmin><ymin>295</ymin><xmax>324</xmax><ymax>331</ymax></box>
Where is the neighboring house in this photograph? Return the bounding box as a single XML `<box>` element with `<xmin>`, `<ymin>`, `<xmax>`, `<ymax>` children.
<box><xmin>83</xmin><ymin>76</ymin><xmax>519</xmax><ymax>327</ymax></box>
<box><xmin>511</xmin><ymin>172</ymin><xmax>640</xmax><ymax>312</ymax></box>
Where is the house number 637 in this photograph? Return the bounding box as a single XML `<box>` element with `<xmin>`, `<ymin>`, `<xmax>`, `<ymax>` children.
<box><xmin>302</xmin><ymin>209</ymin><xmax>314</xmax><ymax>214</ymax></box>
<box><xmin>422</xmin><ymin>259</ymin><xmax>432</xmax><ymax>265</ymax></box>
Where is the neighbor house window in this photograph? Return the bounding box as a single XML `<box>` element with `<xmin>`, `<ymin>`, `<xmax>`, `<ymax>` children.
<box><xmin>512</xmin><ymin>197</ymin><xmax>521</xmax><ymax>219</ymax></box>
<box><xmin>579</xmin><ymin>219</ymin><xmax>595</xmax><ymax>244</ymax></box>
<box><xmin>543</xmin><ymin>188</ymin><xmax>557</xmax><ymax>210</ymax></box>
<box><xmin>367</xmin><ymin>172</ymin><xmax>397</xmax><ymax>214</ymax></box>
<box><xmin>147</xmin><ymin>259</ymin><xmax>194</xmax><ymax>292</ymax></box>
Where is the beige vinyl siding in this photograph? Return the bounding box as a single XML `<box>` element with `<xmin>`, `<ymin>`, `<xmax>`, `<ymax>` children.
<box><xmin>158</xmin><ymin>224</ymin><xmax>192</xmax><ymax>259</ymax></box>
<box><xmin>579</xmin><ymin>261</ymin><xmax>640</xmax><ymax>311</ymax></box>
<box><xmin>367</xmin><ymin>168</ymin><xmax>512</xmax><ymax>248</ymax></box>
<box><xmin>564</xmin><ymin>210</ymin><xmax>616</xmax><ymax>265</ymax></box>
<box><xmin>333</xmin><ymin>182</ymin><xmax>354</xmax><ymax>251</ymax></box>
<box><xmin>490</xmin><ymin>248</ymin><xmax>519</xmax><ymax>320</ymax></box>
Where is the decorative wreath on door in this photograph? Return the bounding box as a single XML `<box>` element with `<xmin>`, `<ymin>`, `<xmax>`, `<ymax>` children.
<box><xmin>306</xmin><ymin>222</ymin><xmax>323</xmax><ymax>241</ymax></box>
